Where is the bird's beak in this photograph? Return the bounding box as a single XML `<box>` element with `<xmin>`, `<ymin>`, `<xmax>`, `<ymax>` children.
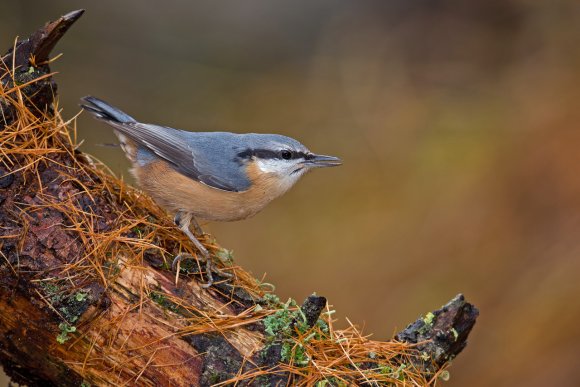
<box><xmin>305</xmin><ymin>154</ymin><xmax>342</xmax><ymax>168</ymax></box>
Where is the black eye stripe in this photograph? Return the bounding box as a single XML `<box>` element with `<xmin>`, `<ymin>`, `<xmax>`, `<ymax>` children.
<box><xmin>237</xmin><ymin>149</ymin><xmax>311</xmax><ymax>160</ymax></box>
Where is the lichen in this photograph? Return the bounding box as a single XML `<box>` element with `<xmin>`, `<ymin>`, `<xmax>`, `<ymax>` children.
<box><xmin>39</xmin><ymin>280</ymin><xmax>95</xmax><ymax>343</ymax></box>
<box><xmin>56</xmin><ymin>323</ymin><xmax>76</xmax><ymax>344</ymax></box>
<box><xmin>423</xmin><ymin>312</ymin><xmax>435</xmax><ymax>325</ymax></box>
<box><xmin>451</xmin><ymin>327</ymin><xmax>459</xmax><ymax>341</ymax></box>
<box><xmin>260</xmin><ymin>297</ymin><xmax>328</xmax><ymax>367</ymax></box>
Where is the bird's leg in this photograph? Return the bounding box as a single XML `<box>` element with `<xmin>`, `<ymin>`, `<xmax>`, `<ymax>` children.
<box><xmin>171</xmin><ymin>211</ymin><xmax>232</xmax><ymax>288</ymax></box>
<box><xmin>190</xmin><ymin>216</ymin><xmax>204</xmax><ymax>236</ymax></box>
<box><xmin>174</xmin><ymin>211</ymin><xmax>204</xmax><ymax>236</ymax></box>
<box><xmin>172</xmin><ymin>211</ymin><xmax>213</xmax><ymax>288</ymax></box>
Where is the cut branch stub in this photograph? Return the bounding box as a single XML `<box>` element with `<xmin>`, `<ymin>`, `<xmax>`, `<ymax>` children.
<box><xmin>300</xmin><ymin>294</ymin><xmax>327</xmax><ymax>328</ymax></box>
<box><xmin>0</xmin><ymin>9</ymin><xmax>84</xmax><ymax>127</ymax></box>
<box><xmin>1</xmin><ymin>9</ymin><xmax>85</xmax><ymax>69</ymax></box>
<box><xmin>395</xmin><ymin>294</ymin><xmax>479</xmax><ymax>369</ymax></box>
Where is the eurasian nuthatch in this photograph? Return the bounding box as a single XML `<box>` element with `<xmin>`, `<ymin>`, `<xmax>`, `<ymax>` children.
<box><xmin>81</xmin><ymin>96</ymin><xmax>341</xmax><ymax>287</ymax></box>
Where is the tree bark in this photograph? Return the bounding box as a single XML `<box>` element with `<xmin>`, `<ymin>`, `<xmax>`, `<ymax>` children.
<box><xmin>0</xmin><ymin>10</ymin><xmax>478</xmax><ymax>386</ymax></box>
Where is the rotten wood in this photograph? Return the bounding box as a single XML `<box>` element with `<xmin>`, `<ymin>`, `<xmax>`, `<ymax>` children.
<box><xmin>0</xmin><ymin>10</ymin><xmax>478</xmax><ymax>386</ymax></box>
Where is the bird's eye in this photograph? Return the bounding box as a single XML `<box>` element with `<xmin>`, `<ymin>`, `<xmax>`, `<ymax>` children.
<box><xmin>280</xmin><ymin>150</ymin><xmax>293</xmax><ymax>160</ymax></box>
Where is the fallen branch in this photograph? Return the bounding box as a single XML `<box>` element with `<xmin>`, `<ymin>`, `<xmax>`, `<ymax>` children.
<box><xmin>0</xmin><ymin>10</ymin><xmax>478</xmax><ymax>386</ymax></box>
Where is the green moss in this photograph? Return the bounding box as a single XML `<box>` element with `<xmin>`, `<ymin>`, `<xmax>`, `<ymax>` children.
<box><xmin>315</xmin><ymin>317</ymin><xmax>329</xmax><ymax>334</ymax></box>
<box><xmin>39</xmin><ymin>281</ymin><xmax>92</xmax><ymax>324</ymax></box>
<box><xmin>150</xmin><ymin>290</ymin><xmax>180</xmax><ymax>313</ymax></box>
<box><xmin>264</xmin><ymin>305</ymin><xmax>294</xmax><ymax>336</ymax></box>
<box><xmin>261</xmin><ymin>293</ymin><xmax>281</xmax><ymax>307</ymax></box>
<box><xmin>316</xmin><ymin>377</ymin><xmax>347</xmax><ymax>387</ymax></box>
<box><xmin>261</xmin><ymin>297</ymin><xmax>330</xmax><ymax>367</ymax></box>
<box><xmin>379</xmin><ymin>363</ymin><xmax>407</xmax><ymax>381</ymax></box>
<box><xmin>75</xmin><ymin>291</ymin><xmax>88</xmax><ymax>302</ymax></box>
<box><xmin>394</xmin><ymin>364</ymin><xmax>407</xmax><ymax>381</ymax></box>
<box><xmin>39</xmin><ymin>281</ymin><xmax>64</xmax><ymax>303</ymax></box>
<box><xmin>56</xmin><ymin>323</ymin><xmax>76</xmax><ymax>344</ymax></box>
<box><xmin>281</xmin><ymin>341</ymin><xmax>309</xmax><ymax>365</ymax></box>
<box><xmin>131</xmin><ymin>226</ymin><xmax>144</xmax><ymax>237</ymax></box>
<box><xmin>177</xmin><ymin>256</ymin><xmax>201</xmax><ymax>273</ymax></box>
<box><xmin>418</xmin><ymin>311</ymin><xmax>436</xmax><ymax>334</ymax></box>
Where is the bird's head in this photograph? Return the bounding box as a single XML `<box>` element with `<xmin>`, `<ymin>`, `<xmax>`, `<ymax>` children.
<box><xmin>236</xmin><ymin>134</ymin><xmax>341</xmax><ymax>193</ymax></box>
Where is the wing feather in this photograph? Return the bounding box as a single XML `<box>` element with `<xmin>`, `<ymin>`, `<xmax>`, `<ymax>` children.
<box><xmin>106</xmin><ymin>121</ymin><xmax>248</xmax><ymax>192</ymax></box>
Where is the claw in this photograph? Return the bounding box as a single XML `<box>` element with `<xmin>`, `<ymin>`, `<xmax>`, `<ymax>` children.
<box><xmin>172</xmin><ymin>211</ymin><xmax>233</xmax><ymax>288</ymax></box>
<box><xmin>172</xmin><ymin>252</ymin><xmax>232</xmax><ymax>288</ymax></box>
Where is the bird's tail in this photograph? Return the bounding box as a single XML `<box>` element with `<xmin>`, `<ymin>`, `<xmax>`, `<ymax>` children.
<box><xmin>80</xmin><ymin>96</ymin><xmax>136</xmax><ymax>123</ymax></box>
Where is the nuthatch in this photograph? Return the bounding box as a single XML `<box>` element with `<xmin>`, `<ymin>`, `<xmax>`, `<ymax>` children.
<box><xmin>81</xmin><ymin>96</ymin><xmax>341</xmax><ymax>287</ymax></box>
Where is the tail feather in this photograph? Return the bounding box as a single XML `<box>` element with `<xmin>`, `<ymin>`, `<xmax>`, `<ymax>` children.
<box><xmin>80</xmin><ymin>96</ymin><xmax>135</xmax><ymax>123</ymax></box>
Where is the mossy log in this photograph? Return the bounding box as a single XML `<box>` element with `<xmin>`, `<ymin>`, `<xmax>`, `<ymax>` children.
<box><xmin>0</xmin><ymin>10</ymin><xmax>478</xmax><ymax>386</ymax></box>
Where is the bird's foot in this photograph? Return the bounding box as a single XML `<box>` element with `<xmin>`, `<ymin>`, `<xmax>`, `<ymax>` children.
<box><xmin>172</xmin><ymin>253</ymin><xmax>233</xmax><ymax>288</ymax></box>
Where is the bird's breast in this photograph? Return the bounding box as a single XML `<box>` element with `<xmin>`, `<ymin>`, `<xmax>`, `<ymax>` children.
<box><xmin>132</xmin><ymin>160</ymin><xmax>291</xmax><ymax>222</ymax></box>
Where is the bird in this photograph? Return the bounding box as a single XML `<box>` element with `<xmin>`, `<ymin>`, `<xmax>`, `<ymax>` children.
<box><xmin>80</xmin><ymin>96</ymin><xmax>342</xmax><ymax>288</ymax></box>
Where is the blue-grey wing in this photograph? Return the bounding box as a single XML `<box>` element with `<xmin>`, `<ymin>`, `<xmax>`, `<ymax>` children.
<box><xmin>104</xmin><ymin>122</ymin><xmax>251</xmax><ymax>192</ymax></box>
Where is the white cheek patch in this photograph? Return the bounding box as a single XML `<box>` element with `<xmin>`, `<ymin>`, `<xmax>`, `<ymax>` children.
<box><xmin>255</xmin><ymin>158</ymin><xmax>304</xmax><ymax>194</ymax></box>
<box><xmin>256</xmin><ymin>159</ymin><xmax>288</xmax><ymax>174</ymax></box>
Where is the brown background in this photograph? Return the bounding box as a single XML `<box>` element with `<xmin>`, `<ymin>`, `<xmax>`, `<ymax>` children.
<box><xmin>1</xmin><ymin>1</ymin><xmax>579</xmax><ymax>386</ymax></box>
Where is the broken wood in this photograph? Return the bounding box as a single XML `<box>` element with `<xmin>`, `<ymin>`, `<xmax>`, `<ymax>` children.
<box><xmin>0</xmin><ymin>10</ymin><xmax>478</xmax><ymax>386</ymax></box>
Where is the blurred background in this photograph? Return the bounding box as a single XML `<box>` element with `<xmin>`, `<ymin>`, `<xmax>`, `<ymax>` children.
<box><xmin>2</xmin><ymin>1</ymin><xmax>580</xmax><ymax>385</ymax></box>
